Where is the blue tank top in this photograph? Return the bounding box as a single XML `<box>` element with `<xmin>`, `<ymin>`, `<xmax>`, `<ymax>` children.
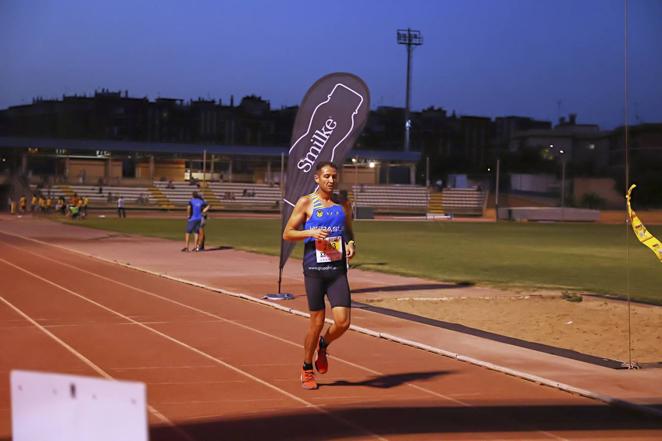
<box><xmin>189</xmin><ymin>197</ymin><xmax>207</xmax><ymax>221</ymax></box>
<box><xmin>303</xmin><ymin>193</ymin><xmax>347</xmax><ymax>277</ymax></box>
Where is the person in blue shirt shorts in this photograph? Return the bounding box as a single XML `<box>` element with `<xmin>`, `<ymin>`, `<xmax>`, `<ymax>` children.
<box><xmin>182</xmin><ymin>191</ymin><xmax>209</xmax><ymax>252</ymax></box>
<box><xmin>283</xmin><ymin>161</ymin><xmax>355</xmax><ymax>390</ymax></box>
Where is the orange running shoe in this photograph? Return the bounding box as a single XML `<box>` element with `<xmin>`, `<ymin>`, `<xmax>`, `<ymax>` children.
<box><xmin>300</xmin><ymin>368</ymin><xmax>318</xmax><ymax>390</ymax></box>
<box><xmin>315</xmin><ymin>346</ymin><xmax>328</xmax><ymax>374</ymax></box>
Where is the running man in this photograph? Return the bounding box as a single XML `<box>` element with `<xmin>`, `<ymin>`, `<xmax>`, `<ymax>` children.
<box><xmin>282</xmin><ymin>161</ymin><xmax>355</xmax><ymax>390</ymax></box>
<box><xmin>182</xmin><ymin>191</ymin><xmax>208</xmax><ymax>252</ymax></box>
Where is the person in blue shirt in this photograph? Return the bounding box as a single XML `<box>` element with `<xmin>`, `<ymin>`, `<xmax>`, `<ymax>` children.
<box><xmin>283</xmin><ymin>161</ymin><xmax>355</xmax><ymax>390</ymax></box>
<box><xmin>182</xmin><ymin>191</ymin><xmax>209</xmax><ymax>252</ymax></box>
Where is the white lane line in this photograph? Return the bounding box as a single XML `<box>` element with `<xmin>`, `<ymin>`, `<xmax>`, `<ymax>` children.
<box><xmin>0</xmin><ymin>257</ymin><xmax>387</xmax><ymax>441</ymax></box>
<box><xmin>0</xmin><ymin>294</ymin><xmax>194</xmax><ymax>441</ymax></box>
<box><xmin>1</xmin><ymin>237</ymin><xmax>472</xmax><ymax>407</ymax></box>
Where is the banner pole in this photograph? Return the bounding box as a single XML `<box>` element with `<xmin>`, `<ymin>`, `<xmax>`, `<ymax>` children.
<box><xmin>278</xmin><ymin>151</ymin><xmax>285</xmax><ymax>294</ymax></box>
<box><xmin>280</xmin><ymin>152</ymin><xmax>285</xmax><ymax>203</ymax></box>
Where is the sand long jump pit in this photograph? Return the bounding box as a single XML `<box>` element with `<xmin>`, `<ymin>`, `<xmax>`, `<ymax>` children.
<box><xmin>361</xmin><ymin>293</ymin><xmax>662</xmax><ymax>365</ymax></box>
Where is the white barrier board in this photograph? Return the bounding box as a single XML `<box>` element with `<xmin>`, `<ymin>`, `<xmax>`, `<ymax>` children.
<box><xmin>11</xmin><ymin>370</ymin><xmax>147</xmax><ymax>441</ymax></box>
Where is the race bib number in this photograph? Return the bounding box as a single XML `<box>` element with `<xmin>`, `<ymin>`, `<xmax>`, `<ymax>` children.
<box><xmin>315</xmin><ymin>236</ymin><xmax>343</xmax><ymax>263</ymax></box>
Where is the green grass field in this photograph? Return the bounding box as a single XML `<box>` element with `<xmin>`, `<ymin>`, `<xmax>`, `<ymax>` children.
<box><xmin>66</xmin><ymin>217</ymin><xmax>662</xmax><ymax>304</ymax></box>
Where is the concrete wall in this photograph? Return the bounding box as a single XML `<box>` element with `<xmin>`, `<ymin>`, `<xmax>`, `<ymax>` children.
<box><xmin>340</xmin><ymin>166</ymin><xmax>379</xmax><ymax>186</ymax></box>
<box><xmin>67</xmin><ymin>159</ymin><xmax>121</xmax><ymax>181</ymax></box>
<box><xmin>510</xmin><ymin>173</ymin><xmax>557</xmax><ymax>193</ymax></box>
<box><xmin>573</xmin><ymin>177</ymin><xmax>622</xmax><ymax>208</ymax></box>
<box><xmin>153</xmin><ymin>160</ymin><xmax>186</xmax><ymax>181</ymax></box>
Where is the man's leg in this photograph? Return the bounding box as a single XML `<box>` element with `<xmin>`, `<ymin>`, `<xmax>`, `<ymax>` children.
<box><xmin>301</xmin><ymin>309</ymin><xmax>324</xmax><ymax>390</ymax></box>
<box><xmin>322</xmin><ymin>306</ymin><xmax>351</xmax><ymax>345</ymax></box>
<box><xmin>183</xmin><ymin>232</ymin><xmax>190</xmax><ymax>251</ymax></box>
<box><xmin>304</xmin><ymin>310</ymin><xmax>326</xmax><ymax>364</ymax></box>
<box><xmin>301</xmin><ymin>276</ymin><xmax>326</xmax><ymax>390</ymax></box>
<box><xmin>315</xmin><ymin>274</ymin><xmax>351</xmax><ymax>374</ymax></box>
<box><xmin>198</xmin><ymin>227</ymin><xmax>205</xmax><ymax>250</ymax></box>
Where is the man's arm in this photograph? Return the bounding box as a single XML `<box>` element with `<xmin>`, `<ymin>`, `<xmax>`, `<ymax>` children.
<box><xmin>282</xmin><ymin>196</ymin><xmax>328</xmax><ymax>241</ymax></box>
<box><xmin>342</xmin><ymin>201</ymin><xmax>356</xmax><ymax>259</ymax></box>
<box><xmin>186</xmin><ymin>202</ymin><xmax>192</xmax><ymax>219</ymax></box>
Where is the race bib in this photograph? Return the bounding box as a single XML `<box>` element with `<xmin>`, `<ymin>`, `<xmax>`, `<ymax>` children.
<box><xmin>315</xmin><ymin>236</ymin><xmax>343</xmax><ymax>263</ymax></box>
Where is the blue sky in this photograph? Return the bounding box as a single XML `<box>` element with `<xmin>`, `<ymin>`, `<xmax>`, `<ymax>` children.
<box><xmin>1</xmin><ymin>0</ymin><xmax>660</xmax><ymax>128</ymax></box>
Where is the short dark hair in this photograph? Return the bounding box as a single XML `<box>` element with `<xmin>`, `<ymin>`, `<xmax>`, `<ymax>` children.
<box><xmin>192</xmin><ymin>191</ymin><xmax>199</xmax><ymax>198</ymax></box>
<box><xmin>315</xmin><ymin>161</ymin><xmax>337</xmax><ymax>172</ymax></box>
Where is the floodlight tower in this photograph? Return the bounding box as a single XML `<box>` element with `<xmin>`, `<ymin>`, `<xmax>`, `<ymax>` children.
<box><xmin>397</xmin><ymin>28</ymin><xmax>423</xmax><ymax>152</ymax></box>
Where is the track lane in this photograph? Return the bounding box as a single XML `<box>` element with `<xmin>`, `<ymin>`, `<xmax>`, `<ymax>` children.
<box><xmin>0</xmin><ymin>255</ymin><xmax>387</xmax><ymax>441</ymax></box>
<box><xmin>2</xmin><ymin>233</ymin><xmax>661</xmax><ymax>440</ymax></box>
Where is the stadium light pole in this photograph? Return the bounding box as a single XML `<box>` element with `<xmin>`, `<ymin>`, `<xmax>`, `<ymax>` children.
<box><xmin>397</xmin><ymin>28</ymin><xmax>423</xmax><ymax>152</ymax></box>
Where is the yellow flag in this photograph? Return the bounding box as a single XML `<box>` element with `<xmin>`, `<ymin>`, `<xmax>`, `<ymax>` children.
<box><xmin>626</xmin><ymin>184</ymin><xmax>662</xmax><ymax>263</ymax></box>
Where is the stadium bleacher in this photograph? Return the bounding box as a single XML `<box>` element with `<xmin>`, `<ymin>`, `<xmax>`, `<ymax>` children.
<box><xmin>48</xmin><ymin>184</ymin><xmax>154</xmax><ymax>206</ymax></box>
<box><xmin>30</xmin><ymin>181</ymin><xmax>487</xmax><ymax>217</ymax></box>
<box><xmin>439</xmin><ymin>188</ymin><xmax>488</xmax><ymax>216</ymax></box>
<box><xmin>154</xmin><ymin>181</ymin><xmax>281</xmax><ymax>209</ymax></box>
<box><xmin>352</xmin><ymin>184</ymin><xmax>429</xmax><ymax>213</ymax></box>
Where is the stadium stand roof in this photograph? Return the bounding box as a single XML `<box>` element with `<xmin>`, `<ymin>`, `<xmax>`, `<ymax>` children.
<box><xmin>0</xmin><ymin>136</ymin><xmax>421</xmax><ymax>162</ymax></box>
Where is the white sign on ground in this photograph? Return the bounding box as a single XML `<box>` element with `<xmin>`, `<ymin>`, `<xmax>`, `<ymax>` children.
<box><xmin>11</xmin><ymin>370</ymin><xmax>147</xmax><ymax>441</ymax></box>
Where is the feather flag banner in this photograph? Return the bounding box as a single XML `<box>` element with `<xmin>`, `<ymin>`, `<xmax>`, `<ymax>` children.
<box><xmin>626</xmin><ymin>184</ymin><xmax>662</xmax><ymax>263</ymax></box>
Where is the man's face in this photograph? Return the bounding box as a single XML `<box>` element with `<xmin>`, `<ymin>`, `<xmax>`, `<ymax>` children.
<box><xmin>314</xmin><ymin>165</ymin><xmax>338</xmax><ymax>193</ymax></box>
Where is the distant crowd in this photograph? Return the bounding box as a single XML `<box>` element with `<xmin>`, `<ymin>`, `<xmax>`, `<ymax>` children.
<box><xmin>8</xmin><ymin>192</ymin><xmax>132</xmax><ymax>220</ymax></box>
<box><xmin>9</xmin><ymin>193</ymin><xmax>90</xmax><ymax>219</ymax></box>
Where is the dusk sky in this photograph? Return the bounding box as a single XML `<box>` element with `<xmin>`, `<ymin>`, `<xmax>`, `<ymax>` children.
<box><xmin>1</xmin><ymin>0</ymin><xmax>661</xmax><ymax>129</ymax></box>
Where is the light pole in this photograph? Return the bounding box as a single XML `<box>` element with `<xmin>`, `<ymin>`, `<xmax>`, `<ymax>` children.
<box><xmin>397</xmin><ymin>28</ymin><xmax>423</xmax><ymax>152</ymax></box>
<box><xmin>495</xmin><ymin>158</ymin><xmax>500</xmax><ymax>220</ymax></box>
<box><xmin>560</xmin><ymin>149</ymin><xmax>566</xmax><ymax>219</ymax></box>
<box><xmin>425</xmin><ymin>156</ymin><xmax>430</xmax><ymax>187</ymax></box>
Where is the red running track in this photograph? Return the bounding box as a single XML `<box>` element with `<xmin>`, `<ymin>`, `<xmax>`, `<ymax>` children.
<box><xmin>0</xmin><ymin>231</ymin><xmax>661</xmax><ymax>441</ymax></box>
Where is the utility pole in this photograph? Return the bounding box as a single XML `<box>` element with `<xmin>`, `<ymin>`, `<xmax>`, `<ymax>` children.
<box><xmin>495</xmin><ymin>158</ymin><xmax>500</xmax><ymax>220</ymax></box>
<box><xmin>397</xmin><ymin>28</ymin><xmax>423</xmax><ymax>152</ymax></box>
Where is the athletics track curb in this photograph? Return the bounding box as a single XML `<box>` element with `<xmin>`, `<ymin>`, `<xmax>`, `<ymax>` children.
<box><xmin>5</xmin><ymin>230</ymin><xmax>662</xmax><ymax>421</ymax></box>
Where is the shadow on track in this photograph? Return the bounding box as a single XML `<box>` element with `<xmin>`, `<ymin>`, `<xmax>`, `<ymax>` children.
<box><xmin>141</xmin><ymin>402</ymin><xmax>662</xmax><ymax>441</ymax></box>
<box><xmin>352</xmin><ymin>281</ymin><xmax>474</xmax><ymax>294</ymax></box>
<box><xmin>322</xmin><ymin>370</ymin><xmax>450</xmax><ymax>389</ymax></box>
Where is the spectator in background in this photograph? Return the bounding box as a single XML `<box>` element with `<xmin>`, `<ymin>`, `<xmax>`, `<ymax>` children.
<box><xmin>197</xmin><ymin>211</ymin><xmax>209</xmax><ymax>251</ymax></box>
<box><xmin>69</xmin><ymin>203</ymin><xmax>80</xmax><ymax>219</ymax></box>
<box><xmin>117</xmin><ymin>195</ymin><xmax>126</xmax><ymax>218</ymax></box>
<box><xmin>182</xmin><ymin>191</ymin><xmax>208</xmax><ymax>252</ymax></box>
<box><xmin>81</xmin><ymin>197</ymin><xmax>89</xmax><ymax>218</ymax></box>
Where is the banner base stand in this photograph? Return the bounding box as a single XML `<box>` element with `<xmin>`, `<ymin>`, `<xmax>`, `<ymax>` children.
<box><xmin>262</xmin><ymin>293</ymin><xmax>295</xmax><ymax>301</ymax></box>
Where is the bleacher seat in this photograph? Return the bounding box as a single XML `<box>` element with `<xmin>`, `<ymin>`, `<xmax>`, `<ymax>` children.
<box><xmin>50</xmin><ymin>185</ymin><xmax>153</xmax><ymax>206</ymax></box>
<box><xmin>440</xmin><ymin>188</ymin><xmax>487</xmax><ymax>216</ymax></box>
<box><xmin>352</xmin><ymin>185</ymin><xmax>429</xmax><ymax>213</ymax></box>
<box><xmin>154</xmin><ymin>181</ymin><xmax>281</xmax><ymax>208</ymax></box>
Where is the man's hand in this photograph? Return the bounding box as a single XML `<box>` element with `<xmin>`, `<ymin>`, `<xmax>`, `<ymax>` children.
<box><xmin>346</xmin><ymin>241</ymin><xmax>355</xmax><ymax>259</ymax></box>
<box><xmin>309</xmin><ymin>229</ymin><xmax>329</xmax><ymax>240</ymax></box>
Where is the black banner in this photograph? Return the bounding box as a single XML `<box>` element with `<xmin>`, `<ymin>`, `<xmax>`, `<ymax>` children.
<box><xmin>279</xmin><ymin>72</ymin><xmax>370</xmax><ymax>271</ymax></box>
